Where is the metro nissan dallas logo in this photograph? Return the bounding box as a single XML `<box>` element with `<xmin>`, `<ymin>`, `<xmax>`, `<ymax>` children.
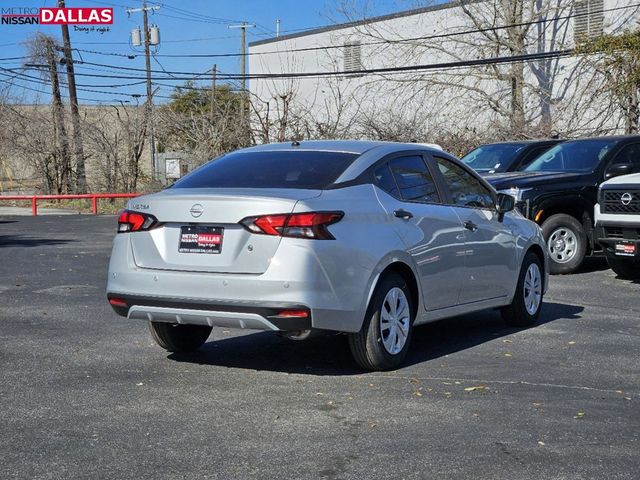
<box><xmin>1</xmin><ymin>7</ymin><xmax>113</xmax><ymax>25</ymax></box>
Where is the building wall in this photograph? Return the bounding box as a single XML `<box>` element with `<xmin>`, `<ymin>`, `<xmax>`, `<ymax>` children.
<box><xmin>248</xmin><ymin>0</ymin><xmax>640</xmax><ymax>142</ymax></box>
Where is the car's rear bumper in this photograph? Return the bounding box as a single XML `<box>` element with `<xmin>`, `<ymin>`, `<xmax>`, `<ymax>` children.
<box><xmin>108</xmin><ymin>293</ymin><xmax>312</xmax><ymax>331</ymax></box>
<box><xmin>106</xmin><ymin>234</ymin><xmax>374</xmax><ymax>333</ymax></box>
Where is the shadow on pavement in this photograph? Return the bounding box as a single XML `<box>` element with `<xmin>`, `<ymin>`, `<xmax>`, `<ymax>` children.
<box><xmin>0</xmin><ymin>234</ymin><xmax>75</xmax><ymax>247</ymax></box>
<box><xmin>167</xmin><ymin>301</ymin><xmax>584</xmax><ymax>375</ymax></box>
<box><xmin>574</xmin><ymin>256</ymin><xmax>609</xmax><ymax>274</ymax></box>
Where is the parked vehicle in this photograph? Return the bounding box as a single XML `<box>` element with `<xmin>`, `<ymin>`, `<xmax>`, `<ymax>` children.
<box><xmin>595</xmin><ymin>173</ymin><xmax>640</xmax><ymax>279</ymax></box>
<box><xmin>486</xmin><ymin>136</ymin><xmax>640</xmax><ymax>274</ymax></box>
<box><xmin>461</xmin><ymin>139</ymin><xmax>562</xmax><ymax>174</ymax></box>
<box><xmin>107</xmin><ymin>140</ymin><xmax>548</xmax><ymax>371</ymax></box>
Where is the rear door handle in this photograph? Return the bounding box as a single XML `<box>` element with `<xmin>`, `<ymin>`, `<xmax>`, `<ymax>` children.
<box><xmin>464</xmin><ymin>220</ymin><xmax>478</xmax><ymax>232</ymax></box>
<box><xmin>394</xmin><ymin>209</ymin><xmax>413</xmax><ymax>220</ymax></box>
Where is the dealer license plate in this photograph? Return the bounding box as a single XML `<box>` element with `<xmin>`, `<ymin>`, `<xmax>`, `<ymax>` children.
<box><xmin>615</xmin><ymin>241</ymin><xmax>636</xmax><ymax>257</ymax></box>
<box><xmin>179</xmin><ymin>226</ymin><xmax>223</xmax><ymax>254</ymax></box>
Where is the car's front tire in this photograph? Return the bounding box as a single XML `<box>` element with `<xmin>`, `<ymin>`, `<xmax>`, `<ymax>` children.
<box><xmin>148</xmin><ymin>322</ymin><xmax>212</xmax><ymax>352</ymax></box>
<box><xmin>501</xmin><ymin>252</ymin><xmax>544</xmax><ymax>327</ymax></box>
<box><xmin>606</xmin><ymin>256</ymin><xmax>640</xmax><ymax>280</ymax></box>
<box><xmin>348</xmin><ymin>273</ymin><xmax>414</xmax><ymax>371</ymax></box>
<box><xmin>541</xmin><ymin>214</ymin><xmax>587</xmax><ymax>275</ymax></box>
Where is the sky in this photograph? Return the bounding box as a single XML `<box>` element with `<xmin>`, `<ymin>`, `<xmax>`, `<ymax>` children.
<box><xmin>0</xmin><ymin>0</ymin><xmax>415</xmax><ymax>104</ymax></box>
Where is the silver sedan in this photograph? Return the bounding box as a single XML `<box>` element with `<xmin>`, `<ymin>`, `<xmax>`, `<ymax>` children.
<box><xmin>107</xmin><ymin>140</ymin><xmax>548</xmax><ymax>371</ymax></box>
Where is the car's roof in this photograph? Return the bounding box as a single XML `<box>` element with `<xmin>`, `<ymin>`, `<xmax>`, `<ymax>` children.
<box><xmin>561</xmin><ymin>135</ymin><xmax>640</xmax><ymax>143</ymax></box>
<box><xmin>480</xmin><ymin>139</ymin><xmax>561</xmax><ymax>147</ymax></box>
<box><xmin>240</xmin><ymin>140</ymin><xmax>441</xmax><ymax>155</ymax></box>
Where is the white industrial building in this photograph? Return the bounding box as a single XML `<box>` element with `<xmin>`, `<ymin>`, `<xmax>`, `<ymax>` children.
<box><xmin>248</xmin><ymin>0</ymin><xmax>640</xmax><ymax>144</ymax></box>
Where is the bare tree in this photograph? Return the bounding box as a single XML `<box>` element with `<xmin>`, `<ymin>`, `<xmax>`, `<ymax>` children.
<box><xmin>85</xmin><ymin>103</ymin><xmax>147</xmax><ymax>192</ymax></box>
<box><xmin>576</xmin><ymin>29</ymin><xmax>640</xmax><ymax>134</ymax></box>
<box><xmin>156</xmin><ymin>83</ymin><xmax>245</xmax><ymax>166</ymax></box>
<box><xmin>23</xmin><ymin>33</ymin><xmax>74</xmax><ymax>193</ymax></box>
<box><xmin>6</xmin><ymin>104</ymin><xmax>70</xmax><ymax>194</ymax></box>
<box><xmin>328</xmin><ymin>0</ymin><xmax>639</xmax><ymax>139</ymax></box>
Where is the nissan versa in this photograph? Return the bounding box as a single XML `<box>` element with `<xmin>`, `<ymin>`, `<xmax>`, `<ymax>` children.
<box><xmin>107</xmin><ymin>141</ymin><xmax>548</xmax><ymax>371</ymax></box>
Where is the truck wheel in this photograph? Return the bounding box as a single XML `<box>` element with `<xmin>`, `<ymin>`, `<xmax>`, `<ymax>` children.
<box><xmin>606</xmin><ymin>256</ymin><xmax>640</xmax><ymax>280</ymax></box>
<box><xmin>501</xmin><ymin>252</ymin><xmax>544</xmax><ymax>327</ymax></box>
<box><xmin>348</xmin><ymin>273</ymin><xmax>414</xmax><ymax>371</ymax></box>
<box><xmin>541</xmin><ymin>214</ymin><xmax>587</xmax><ymax>275</ymax></box>
<box><xmin>148</xmin><ymin>322</ymin><xmax>212</xmax><ymax>352</ymax></box>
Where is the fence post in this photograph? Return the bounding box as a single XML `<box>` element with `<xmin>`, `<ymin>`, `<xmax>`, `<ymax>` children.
<box><xmin>31</xmin><ymin>197</ymin><xmax>37</xmax><ymax>216</ymax></box>
<box><xmin>92</xmin><ymin>196</ymin><xmax>98</xmax><ymax>215</ymax></box>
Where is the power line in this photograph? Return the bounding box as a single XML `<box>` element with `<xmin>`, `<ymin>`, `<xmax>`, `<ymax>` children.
<box><xmin>0</xmin><ymin>49</ymin><xmax>578</xmax><ymax>82</ymax></box>
<box><xmin>80</xmin><ymin>2</ymin><xmax>638</xmax><ymax>59</ymax></box>
<box><xmin>0</xmin><ymin>75</ymin><xmax>114</xmax><ymax>103</ymax></box>
<box><xmin>154</xmin><ymin>2</ymin><xmax>243</xmax><ymax>24</ymax></box>
<box><xmin>1</xmin><ymin>68</ymin><xmax>180</xmax><ymax>103</ymax></box>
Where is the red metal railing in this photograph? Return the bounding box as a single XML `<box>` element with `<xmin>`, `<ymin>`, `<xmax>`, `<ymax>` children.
<box><xmin>0</xmin><ymin>193</ymin><xmax>140</xmax><ymax>216</ymax></box>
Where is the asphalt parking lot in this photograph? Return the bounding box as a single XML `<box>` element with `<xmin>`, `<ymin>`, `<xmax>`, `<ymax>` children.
<box><xmin>1</xmin><ymin>215</ymin><xmax>638</xmax><ymax>480</ymax></box>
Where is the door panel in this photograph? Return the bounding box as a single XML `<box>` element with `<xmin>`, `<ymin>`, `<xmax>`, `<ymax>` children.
<box><xmin>455</xmin><ymin>208</ymin><xmax>516</xmax><ymax>303</ymax></box>
<box><xmin>375</xmin><ymin>191</ymin><xmax>466</xmax><ymax>310</ymax></box>
<box><xmin>373</xmin><ymin>154</ymin><xmax>465</xmax><ymax>310</ymax></box>
<box><xmin>432</xmin><ymin>155</ymin><xmax>516</xmax><ymax>304</ymax></box>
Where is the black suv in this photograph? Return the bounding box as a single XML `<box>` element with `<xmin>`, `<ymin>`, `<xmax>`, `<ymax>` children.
<box><xmin>461</xmin><ymin>139</ymin><xmax>562</xmax><ymax>174</ymax></box>
<box><xmin>486</xmin><ymin>136</ymin><xmax>640</xmax><ymax>274</ymax></box>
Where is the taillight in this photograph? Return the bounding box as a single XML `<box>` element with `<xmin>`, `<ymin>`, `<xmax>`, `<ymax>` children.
<box><xmin>241</xmin><ymin>211</ymin><xmax>343</xmax><ymax>240</ymax></box>
<box><xmin>117</xmin><ymin>210</ymin><xmax>158</xmax><ymax>233</ymax></box>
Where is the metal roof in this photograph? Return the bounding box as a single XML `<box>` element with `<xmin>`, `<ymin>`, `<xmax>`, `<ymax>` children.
<box><xmin>248</xmin><ymin>1</ymin><xmax>462</xmax><ymax>48</ymax></box>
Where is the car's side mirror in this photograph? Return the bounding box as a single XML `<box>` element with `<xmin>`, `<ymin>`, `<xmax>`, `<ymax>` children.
<box><xmin>496</xmin><ymin>193</ymin><xmax>515</xmax><ymax>221</ymax></box>
<box><xmin>605</xmin><ymin>163</ymin><xmax>632</xmax><ymax>180</ymax></box>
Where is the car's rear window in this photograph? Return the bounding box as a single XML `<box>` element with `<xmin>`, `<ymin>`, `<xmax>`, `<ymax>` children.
<box><xmin>173</xmin><ymin>150</ymin><xmax>359</xmax><ymax>189</ymax></box>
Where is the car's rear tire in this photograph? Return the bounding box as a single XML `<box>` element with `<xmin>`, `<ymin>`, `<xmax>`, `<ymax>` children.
<box><xmin>348</xmin><ymin>273</ymin><xmax>414</xmax><ymax>371</ymax></box>
<box><xmin>148</xmin><ymin>322</ymin><xmax>212</xmax><ymax>352</ymax></box>
<box><xmin>501</xmin><ymin>252</ymin><xmax>544</xmax><ymax>327</ymax></box>
<box><xmin>541</xmin><ymin>214</ymin><xmax>587</xmax><ymax>275</ymax></box>
<box><xmin>606</xmin><ymin>256</ymin><xmax>640</xmax><ymax>280</ymax></box>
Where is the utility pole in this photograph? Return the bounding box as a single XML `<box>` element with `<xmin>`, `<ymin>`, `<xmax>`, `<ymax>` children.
<box><xmin>43</xmin><ymin>37</ymin><xmax>72</xmax><ymax>194</ymax></box>
<box><xmin>210</xmin><ymin>64</ymin><xmax>217</xmax><ymax>122</ymax></box>
<box><xmin>229</xmin><ymin>22</ymin><xmax>255</xmax><ymax>144</ymax></box>
<box><xmin>57</xmin><ymin>0</ymin><xmax>86</xmax><ymax>193</ymax></box>
<box><xmin>127</xmin><ymin>2</ymin><xmax>160</xmax><ymax>180</ymax></box>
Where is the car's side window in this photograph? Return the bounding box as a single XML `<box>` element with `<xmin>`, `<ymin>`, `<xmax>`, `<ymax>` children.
<box><xmin>518</xmin><ymin>146</ymin><xmax>550</xmax><ymax>170</ymax></box>
<box><xmin>386</xmin><ymin>156</ymin><xmax>440</xmax><ymax>204</ymax></box>
<box><xmin>434</xmin><ymin>157</ymin><xmax>495</xmax><ymax>209</ymax></box>
<box><xmin>612</xmin><ymin>143</ymin><xmax>640</xmax><ymax>168</ymax></box>
<box><xmin>374</xmin><ymin>163</ymin><xmax>400</xmax><ymax>198</ymax></box>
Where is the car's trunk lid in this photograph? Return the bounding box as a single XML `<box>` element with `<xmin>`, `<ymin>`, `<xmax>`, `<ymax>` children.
<box><xmin>127</xmin><ymin>188</ymin><xmax>321</xmax><ymax>274</ymax></box>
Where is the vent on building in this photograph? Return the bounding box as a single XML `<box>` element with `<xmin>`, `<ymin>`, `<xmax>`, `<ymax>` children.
<box><xmin>574</xmin><ymin>0</ymin><xmax>604</xmax><ymax>41</ymax></box>
<box><xmin>343</xmin><ymin>41</ymin><xmax>363</xmax><ymax>74</ymax></box>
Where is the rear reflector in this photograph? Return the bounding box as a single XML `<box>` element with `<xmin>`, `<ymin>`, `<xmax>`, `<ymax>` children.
<box><xmin>273</xmin><ymin>310</ymin><xmax>309</xmax><ymax>318</ymax></box>
<box><xmin>108</xmin><ymin>297</ymin><xmax>128</xmax><ymax>308</ymax></box>
<box><xmin>241</xmin><ymin>211</ymin><xmax>343</xmax><ymax>239</ymax></box>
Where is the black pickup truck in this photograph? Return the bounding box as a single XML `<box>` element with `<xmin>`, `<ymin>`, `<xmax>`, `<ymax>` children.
<box><xmin>486</xmin><ymin>136</ymin><xmax>640</xmax><ymax>274</ymax></box>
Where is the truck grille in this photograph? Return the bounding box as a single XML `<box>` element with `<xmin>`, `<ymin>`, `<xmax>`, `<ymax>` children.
<box><xmin>604</xmin><ymin>227</ymin><xmax>624</xmax><ymax>238</ymax></box>
<box><xmin>601</xmin><ymin>190</ymin><xmax>640</xmax><ymax>214</ymax></box>
<box><xmin>602</xmin><ymin>226</ymin><xmax>640</xmax><ymax>240</ymax></box>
